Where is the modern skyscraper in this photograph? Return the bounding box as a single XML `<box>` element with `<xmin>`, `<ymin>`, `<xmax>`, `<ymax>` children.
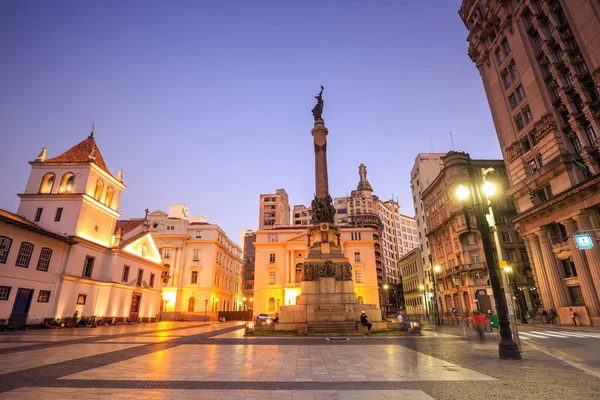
<box><xmin>460</xmin><ymin>0</ymin><xmax>600</xmax><ymax>325</ymax></box>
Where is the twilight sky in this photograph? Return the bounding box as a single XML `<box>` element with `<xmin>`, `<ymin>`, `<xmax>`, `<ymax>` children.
<box><xmin>0</xmin><ymin>0</ymin><xmax>501</xmax><ymax>244</ymax></box>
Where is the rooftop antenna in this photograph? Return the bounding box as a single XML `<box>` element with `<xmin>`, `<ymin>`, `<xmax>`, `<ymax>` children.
<box><xmin>450</xmin><ymin>131</ymin><xmax>456</xmax><ymax>151</ymax></box>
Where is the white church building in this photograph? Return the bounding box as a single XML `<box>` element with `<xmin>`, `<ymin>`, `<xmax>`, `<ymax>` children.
<box><xmin>0</xmin><ymin>130</ymin><xmax>164</xmax><ymax>327</ymax></box>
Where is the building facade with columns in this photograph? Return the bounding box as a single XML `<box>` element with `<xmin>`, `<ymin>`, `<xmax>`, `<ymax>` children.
<box><xmin>252</xmin><ymin>225</ymin><xmax>381</xmax><ymax>317</ymax></box>
<box><xmin>461</xmin><ymin>0</ymin><xmax>600</xmax><ymax>324</ymax></box>
<box><xmin>1</xmin><ymin>131</ymin><xmax>164</xmax><ymax>326</ymax></box>
<box><xmin>122</xmin><ymin>205</ymin><xmax>243</xmax><ymax>319</ymax></box>
<box><xmin>423</xmin><ymin>152</ymin><xmax>535</xmax><ymax>319</ymax></box>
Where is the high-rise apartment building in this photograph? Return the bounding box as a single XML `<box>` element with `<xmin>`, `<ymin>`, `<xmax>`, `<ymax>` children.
<box><xmin>242</xmin><ymin>231</ymin><xmax>256</xmax><ymax>309</ymax></box>
<box><xmin>423</xmin><ymin>152</ymin><xmax>535</xmax><ymax>318</ymax></box>
<box><xmin>259</xmin><ymin>189</ymin><xmax>290</xmax><ymax>229</ymax></box>
<box><xmin>460</xmin><ymin>0</ymin><xmax>600</xmax><ymax>325</ymax></box>
<box><xmin>411</xmin><ymin>153</ymin><xmax>445</xmax><ymax>293</ymax></box>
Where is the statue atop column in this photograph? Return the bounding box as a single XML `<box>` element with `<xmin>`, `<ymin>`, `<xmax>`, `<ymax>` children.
<box><xmin>311</xmin><ymin>85</ymin><xmax>324</xmax><ymax>121</ymax></box>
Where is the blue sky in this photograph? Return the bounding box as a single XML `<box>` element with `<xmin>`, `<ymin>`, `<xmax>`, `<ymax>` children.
<box><xmin>0</xmin><ymin>1</ymin><xmax>501</xmax><ymax>243</ymax></box>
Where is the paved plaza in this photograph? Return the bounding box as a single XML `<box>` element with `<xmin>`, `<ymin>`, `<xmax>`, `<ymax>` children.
<box><xmin>0</xmin><ymin>322</ymin><xmax>599</xmax><ymax>399</ymax></box>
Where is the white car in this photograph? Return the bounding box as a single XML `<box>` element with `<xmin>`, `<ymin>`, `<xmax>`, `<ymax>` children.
<box><xmin>255</xmin><ymin>314</ymin><xmax>276</xmax><ymax>325</ymax></box>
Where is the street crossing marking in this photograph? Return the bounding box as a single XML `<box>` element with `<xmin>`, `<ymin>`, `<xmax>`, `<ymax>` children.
<box><xmin>518</xmin><ymin>330</ymin><xmax>600</xmax><ymax>340</ymax></box>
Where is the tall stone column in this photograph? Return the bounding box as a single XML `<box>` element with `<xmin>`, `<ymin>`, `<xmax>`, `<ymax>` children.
<box><xmin>573</xmin><ymin>214</ymin><xmax>600</xmax><ymax>310</ymax></box>
<box><xmin>536</xmin><ymin>228</ymin><xmax>570</xmax><ymax>308</ymax></box>
<box><xmin>525</xmin><ymin>235</ymin><xmax>554</xmax><ymax>310</ymax></box>
<box><xmin>563</xmin><ymin>218</ymin><xmax>600</xmax><ymax>317</ymax></box>
<box><xmin>312</xmin><ymin>120</ymin><xmax>329</xmax><ymax>198</ymax></box>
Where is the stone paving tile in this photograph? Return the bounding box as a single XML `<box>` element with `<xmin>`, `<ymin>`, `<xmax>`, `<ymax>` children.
<box><xmin>3</xmin><ymin>389</ymin><xmax>435</xmax><ymax>400</ymax></box>
<box><xmin>61</xmin><ymin>344</ymin><xmax>495</xmax><ymax>382</ymax></box>
<box><xmin>0</xmin><ymin>334</ymin><xmax>94</xmax><ymax>342</ymax></box>
<box><xmin>0</xmin><ymin>343</ymin><xmax>144</xmax><ymax>374</ymax></box>
<box><xmin>99</xmin><ymin>336</ymin><xmax>179</xmax><ymax>343</ymax></box>
<box><xmin>0</xmin><ymin>342</ymin><xmax>41</xmax><ymax>349</ymax></box>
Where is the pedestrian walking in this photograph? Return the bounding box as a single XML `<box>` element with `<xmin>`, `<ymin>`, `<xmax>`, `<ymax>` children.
<box><xmin>472</xmin><ymin>312</ymin><xmax>486</xmax><ymax>343</ymax></box>
<box><xmin>360</xmin><ymin>311</ymin><xmax>372</xmax><ymax>333</ymax></box>
<box><xmin>541</xmin><ymin>309</ymin><xmax>548</xmax><ymax>325</ymax></box>
<box><xmin>549</xmin><ymin>309</ymin><xmax>557</xmax><ymax>324</ymax></box>
<box><xmin>569</xmin><ymin>308</ymin><xmax>578</xmax><ymax>325</ymax></box>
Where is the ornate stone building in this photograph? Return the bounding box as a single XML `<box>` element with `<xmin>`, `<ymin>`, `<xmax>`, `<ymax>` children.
<box><xmin>123</xmin><ymin>205</ymin><xmax>243</xmax><ymax>319</ymax></box>
<box><xmin>460</xmin><ymin>0</ymin><xmax>600</xmax><ymax>324</ymax></box>
<box><xmin>423</xmin><ymin>152</ymin><xmax>535</xmax><ymax>318</ymax></box>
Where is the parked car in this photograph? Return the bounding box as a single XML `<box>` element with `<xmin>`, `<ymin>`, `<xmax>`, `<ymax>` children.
<box><xmin>255</xmin><ymin>314</ymin><xmax>277</xmax><ymax>325</ymax></box>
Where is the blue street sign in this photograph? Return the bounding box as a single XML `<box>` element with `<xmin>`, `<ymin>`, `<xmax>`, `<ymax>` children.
<box><xmin>575</xmin><ymin>234</ymin><xmax>594</xmax><ymax>250</ymax></box>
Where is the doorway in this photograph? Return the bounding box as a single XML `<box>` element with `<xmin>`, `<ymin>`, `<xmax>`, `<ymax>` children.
<box><xmin>10</xmin><ymin>288</ymin><xmax>34</xmax><ymax>329</ymax></box>
<box><xmin>130</xmin><ymin>293</ymin><xmax>142</xmax><ymax>322</ymax></box>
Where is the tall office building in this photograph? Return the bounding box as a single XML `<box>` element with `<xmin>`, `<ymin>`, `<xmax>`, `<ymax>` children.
<box><xmin>259</xmin><ymin>189</ymin><xmax>290</xmax><ymax>230</ymax></box>
<box><xmin>460</xmin><ymin>0</ymin><xmax>600</xmax><ymax>325</ymax></box>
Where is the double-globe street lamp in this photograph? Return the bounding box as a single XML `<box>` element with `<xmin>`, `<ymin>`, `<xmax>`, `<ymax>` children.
<box><xmin>431</xmin><ymin>265</ymin><xmax>442</xmax><ymax>325</ymax></box>
<box><xmin>455</xmin><ymin>155</ymin><xmax>521</xmax><ymax>360</ymax></box>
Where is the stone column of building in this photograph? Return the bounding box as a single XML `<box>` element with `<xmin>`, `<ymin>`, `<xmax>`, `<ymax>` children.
<box><xmin>536</xmin><ymin>228</ymin><xmax>570</xmax><ymax>308</ymax></box>
<box><xmin>524</xmin><ymin>235</ymin><xmax>554</xmax><ymax>311</ymax></box>
<box><xmin>285</xmin><ymin>250</ymin><xmax>290</xmax><ymax>284</ymax></box>
<box><xmin>563</xmin><ymin>218</ymin><xmax>600</xmax><ymax>317</ymax></box>
<box><xmin>574</xmin><ymin>213</ymin><xmax>600</xmax><ymax>298</ymax></box>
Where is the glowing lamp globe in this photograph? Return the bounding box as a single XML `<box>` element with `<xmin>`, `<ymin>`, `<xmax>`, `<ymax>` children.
<box><xmin>456</xmin><ymin>184</ymin><xmax>469</xmax><ymax>201</ymax></box>
<box><xmin>482</xmin><ymin>181</ymin><xmax>497</xmax><ymax>197</ymax></box>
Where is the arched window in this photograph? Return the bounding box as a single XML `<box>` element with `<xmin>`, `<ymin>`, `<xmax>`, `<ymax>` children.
<box><xmin>39</xmin><ymin>173</ymin><xmax>55</xmax><ymax>194</ymax></box>
<box><xmin>268</xmin><ymin>297</ymin><xmax>275</xmax><ymax>312</ymax></box>
<box><xmin>295</xmin><ymin>263</ymin><xmax>303</xmax><ymax>282</ymax></box>
<box><xmin>59</xmin><ymin>173</ymin><xmax>75</xmax><ymax>193</ymax></box>
<box><xmin>15</xmin><ymin>242</ymin><xmax>34</xmax><ymax>268</ymax></box>
<box><xmin>357</xmin><ymin>296</ymin><xmax>364</xmax><ymax>304</ymax></box>
<box><xmin>94</xmin><ymin>180</ymin><xmax>104</xmax><ymax>201</ymax></box>
<box><xmin>105</xmin><ymin>187</ymin><xmax>114</xmax><ymax>208</ymax></box>
<box><xmin>188</xmin><ymin>297</ymin><xmax>196</xmax><ymax>312</ymax></box>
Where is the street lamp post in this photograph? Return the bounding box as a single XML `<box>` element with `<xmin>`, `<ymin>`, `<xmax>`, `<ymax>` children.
<box><xmin>243</xmin><ymin>297</ymin><xmax>247</xmax><ymax>311</ymax></box>
<box><xmin>419</xmin><ymin>284</ymin><xmax>425</xmax><ymax>320</ymax></box>
<box><xmin>204</xmin><ymin>299</ymin><xmax>208</xmax><ymax>322</ymax></box>
<box><xmin>452</xmin><ymin>274</ymin><xmax>468</xmax><ymax>339</ymax></box>
<box><xmin>456</xmin><ymin>155</ymin><xmax>521</xmax><ymax>360</ymax></box>
<box><xmin>383</xmin><ymin>284</ymin><xmax>389</xmax><ymax>316</ymax></box>
<box><xmin>432</xmin><ymin>265</ymin><xmax>442</xmax><ymax>325</ymax></box>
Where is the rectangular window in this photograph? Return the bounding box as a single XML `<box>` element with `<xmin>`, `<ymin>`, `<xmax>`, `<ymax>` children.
<box><xmin>470</xmin><ymin>254</ymin><xmax>480</xmax><ymax>263</ymax></box>
<box><xmin>122</xmin><ymin>265</ymin><xmax>130</xmax><ymax>282</ymax></box>
<box><xmin>195</xmin><ymin>231</ymin><xmax>202</xmax><ymax>238</ymax></box>
<box><xmin>586</xmin><ymin>124</ymin><xmax>598</xmax><ymax>149</ymax></box>
<box><xmin>35</xmin><ymin>207</ymin><xmax>43</xmax><ymax>222</ymax></box>
<box><xmin>269</xmin><ymin>271</ymin><xmax>276</xmax><ymax>284</ymax></box>
<box><xmin>193</xmin><ymin>249</ymin><xmax>200</xmax><ymax>261</ymax></box>
<box><xmin>0</xmin><ymin>286</ymin><xmax>11</xmax><ymax>300</ymax></box>
<box><xmin>501</xmin><ymin>38</ymin><xmax>511</xmax><ymax>55</ymax></box>
<box><xmin>515</xmin><ymin>114</ymin><xmax>525</xmax><ymax>131</ymax></box>
<box><xmin>136</xmin><ymin>269</ymin><xmax>143</xmax><ymax>286</ymax></box>
<box><xmin>516</xmin><ymin>85</ymin><xmax>526</xmax><ymax>101</ymax></box>
<box><xmin>509</xmin><ymin>93</ymin><xmax>518</xmax><ymax>109</ymax></box>
<box><xmin>55</xmin><ymin>207</ymin><xmax>63</xmax><ymax>222</ymax></box>
<box><xmin>16</xmin><ymin>243</ymin><xmax>34</xmax><ymax>268</ymax></box>
<box><xmin>163</xmin><ymin>249</ymin><xmax>172</xmax><ymax>259</ymax></box>
<box><xmin>523</xmin><ymin>107</ymin><xmax>533</xmax><ymax>124</ymax></box>
<box><xmin>76</xmin><ymin>294</ymin><xmax>87</xmax><ymax>305</ymax></box>
<box><xmin>501</xmin><ymin>232</ymin><xmax>512</xmax><ymax>243</ymax></box>
<box><xmin>468</xmin><ymin>235</ymin><xmax>475</xmax><ymax>245</ymax></box>
<box><xmin>509</xmin><ymin>61</ymin><xmax>519</xmax><ymax>80</ymax></box>
<box><xmin>269</xmin><ymin>253</ymin><xmax>275</xmax><ymax>263</ymax></box>
<box><xmin>36</xmin><ymin>248</ymin><xmax>52</xmax><ymax>271</ymax></box>
<box><xmin>495</xmin><ymin>48</ymin><xmax>504</xmax><ymax>64</ymax></box>
<box><xmin>355</xmin><ymin>271</ymin><xmax>363</xmax><ymax>283</ymax></box>
<box><xmin>507</xmin><ymin>251</ymin><xmax>517</xmax><ymax>262</ymax></box>
<box><xmin>572</xmin><ymin>136</ymin><xmax>583</xmax><ymax>156</ymax></box>
<box><xmin>561</xmin><ymin>259</ymin><xmax>577</xmax><ymax>278</ymax></box>
<box><xmin>354</xmin><ymin>252</ymin><xmax>361</xmax><ymax>262</ymax></box>
<box><xmin>0</xmin><ymin>236</ymin><xmax>12</xmax><ymax>264</ymax></box>
<box><xmin>82</xmin><ymin>256</ymin><xmax>94</xmax><ymax>278</ymax></box>
<box><xmin>520</xmin><ymin>250</ymin><xmax>529</xmax><ymax>262</ymax></box>
<box><xmin>37</xmin><ymin>290</ymin><xmax>51</xmax><ymax>303</ymax></box>
<box><xmin>191</xmin><ymin>271</ymin><xmax>198</xmax><ymax>284</ymax></box>
<box><xmin>501</xmin><ymin>70</ymin><xmax>511</xmax><ymax>88</ymax></box>
<box><xmin>568</xmin><ymin>285</ymin><xmax>585</xmax><ymax>305</ymax></box>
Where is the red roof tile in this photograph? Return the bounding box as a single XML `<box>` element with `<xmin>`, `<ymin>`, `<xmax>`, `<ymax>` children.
<box><xmin>45</xmin><ymin>135</ymin><xmax>112</xmax><ymax>176</ymax></box>
<box><xmin>115</xmin><ymin>219</ymin><xmax>146</xmax><ymax>235</ymax></box>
